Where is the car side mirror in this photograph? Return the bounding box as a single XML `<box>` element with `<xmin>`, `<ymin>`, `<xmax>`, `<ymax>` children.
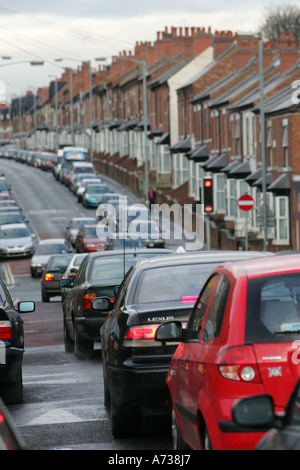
<box><xmin>155</xmin><ymin>321</ymin><xmax>182</xmax><ymax>343</ymax></box>
<box><xmin>114</xmin><ymin>285</ymin><xmax>119</xmax><ymax>296</ymax></box>
<box><xmin>91</xmin><ymin>297</ymin><xmax>113</xmax><ymax>312</ymax></box>
<box><xmin>232</xmin><ymin>395</ymin><xmax>275</xmax><ymax>429</ymax></box>
<box><xmin>17</xmin><ymin>301</ymin><xmax>35</xmax><ymax>313</ymax></box>
<box><xmin>59</xmin><ymin>278</ymin><xmax>73</xmax><ymax>288</ymax></box>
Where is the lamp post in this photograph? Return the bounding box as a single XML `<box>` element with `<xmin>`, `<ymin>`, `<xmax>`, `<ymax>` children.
<box><xmin>49</xmin><ymin>75</ymin><xmax>59</xmax><ymax>151</ymax></box>
<box><xmin>0</xmin><ymin>60</ymin><xmax>44</xmax><ymax>146</ymax></box>
<box><xmin>258</xmin><ymin>34</ymin><xmax>268</xmax><ymax>251</ymax></box>
<box><xmin>98</xmin><ymin>56</ymin><xmax>149</xmax><ymax>207</ymax></box>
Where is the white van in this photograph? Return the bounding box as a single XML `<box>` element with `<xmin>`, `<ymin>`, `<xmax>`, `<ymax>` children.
<box><xmin>69</xmin><ymin>161</ymin><xmax>96</xmax><ymax>191</ymax></box>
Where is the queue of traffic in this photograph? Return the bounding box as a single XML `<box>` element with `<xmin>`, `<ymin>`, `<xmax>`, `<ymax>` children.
<box><xmin>2</xmin><ymin>145</ymin><xmax>300</xmax><ymax>450</ymax></box>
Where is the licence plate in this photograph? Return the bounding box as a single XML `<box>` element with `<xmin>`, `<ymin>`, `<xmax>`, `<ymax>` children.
<box><xmin>0</xmin><ymin>341</ymin><xmax>6</xmax><ymax>364</ymax></box>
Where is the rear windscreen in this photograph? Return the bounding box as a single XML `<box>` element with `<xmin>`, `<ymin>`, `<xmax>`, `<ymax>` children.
<box><xmin>246</xmin><ymin>273</ymin><xmax>300</xmax><ymax>343</ymax></box>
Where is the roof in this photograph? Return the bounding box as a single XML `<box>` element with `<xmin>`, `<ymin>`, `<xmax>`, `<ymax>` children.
<box><xmin>86</xmin><ymin>248</ymin><xmax>173</xmax><ymax>260</ymax></box>
<box><xmin>222</xmin><ymin>253</ymin><xmax>300</xmax><ymax>279</ymax></box>
<box><xmin>38</xmin><ymin>238</ymin><xmax>67</xmax><ymax>244</ymax></box>
<box><xmin>131</xmin><ymin>250</ymin><xmax>269</xmax><ymax>271</ymax></box>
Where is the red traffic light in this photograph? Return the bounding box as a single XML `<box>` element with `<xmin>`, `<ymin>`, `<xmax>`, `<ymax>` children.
<box><xmin>204</xmin><ymin>179</ymin><xmax>212</xmax><ymax>188</ymax></box>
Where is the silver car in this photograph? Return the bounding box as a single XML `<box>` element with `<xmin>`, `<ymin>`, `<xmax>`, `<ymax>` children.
<box><xmin>30</xmin><ymin>238</ymin><xmax>73</xmax><ymax>277</ymax></box>
<box><xmin>0</xmin><ymin>223</ymin><xmax>34</xmax><ymax>258</ymax></box>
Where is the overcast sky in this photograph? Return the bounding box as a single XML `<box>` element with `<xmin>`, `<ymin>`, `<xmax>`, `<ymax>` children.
<box><xmin>0</xmin><ymin>0</ymin><xmax>295</xmax><ymax>101</ymax></box>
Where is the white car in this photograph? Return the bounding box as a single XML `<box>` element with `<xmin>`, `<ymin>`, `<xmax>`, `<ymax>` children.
<box><xmin>0</xmin><ymin>223</ymin><xmax>34</xmax><ymax>258</ymax></box>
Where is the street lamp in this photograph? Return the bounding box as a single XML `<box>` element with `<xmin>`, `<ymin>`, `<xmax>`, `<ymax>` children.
<box><xmin>98</xmin><ymin>55</ymin><xmax>149</xmax><ymax>207</ymax></box>
<box><xmin>258</xmin><ymin>34</ymin><xmax>268</xmax><ymax>251</ymax></box>
<box><xmin>0</xmin><ymin>60</ymin><xmax>44</xmax><ymax>145</ymax></box>
<box><xmin>49</xmin><ymin>75</ymin><xmax>59</xmax><ymax>151</ymax></box>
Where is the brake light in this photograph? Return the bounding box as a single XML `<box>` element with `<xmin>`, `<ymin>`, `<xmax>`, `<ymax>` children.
<box><xmin>182</xmin><ymin>295</ymin><xmax>198</xmax><ymax>304</ymax></box>
<box><xmin>44</xmin><ymin>273</ymin><xmax>54</xmax><ymax>282</ymax></box>
<box><xmin>123</xmin><ymin>324</ymin><xmax>160</xmax><ymax>347</ymax></box>
<box><xmin>83</xmin><ymin>293</ymin><xmax>97</xmax><ymax>310</ymax></box>
<box><xmin>217</xmin><ymin>345</ymin><xmax>262</xmax><ymax>383</ymax></box>
<box><xmin>0</xmin><ymin>320</ymin><xmax>12</xmax><ymax>340</ymax></box>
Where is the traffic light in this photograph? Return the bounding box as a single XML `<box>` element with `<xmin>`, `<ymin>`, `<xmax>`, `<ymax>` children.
<box><xmin>203</xmin><ymin>177</ymin><xmax>214</xmax><ymax>214</ymax></box>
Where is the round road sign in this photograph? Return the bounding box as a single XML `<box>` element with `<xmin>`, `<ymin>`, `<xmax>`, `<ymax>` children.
<box><xmin>238</xmin><ymin>194</ymin><xmax>254</xmax><ymax>211</ymax></box>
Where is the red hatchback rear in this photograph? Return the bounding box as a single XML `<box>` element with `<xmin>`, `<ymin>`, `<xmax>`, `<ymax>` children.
<box><xmin>163</xmin><ymin>253</ymin><xmax>300</xmax><ymax>450</ymax></box>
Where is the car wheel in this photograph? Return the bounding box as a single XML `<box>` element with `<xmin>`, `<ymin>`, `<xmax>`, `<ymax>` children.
<box><xmin>42</xmin><ymin>290</ymin><xmax>50</xmax><ymax>302</ymax></box>
<box><xmin>171</xmin><ymin>404</ymin><xmax>189</xmax><ymax>450</ymax></box>
<box><xmin>103</xmin><ymin>367</ymin><xmax>110</xmax><ymax>408</ymax></box>
<box><xmin>110</xmin><ymin>394</ymin><xmax>138</xmax><ymax>438</ymax></box>
<box><xmin>64</xmin><ymin>318</ymin><xmax>74</xmax><ymax>353</ymax></box>
<box><xmin>1</xmin><ymin>365</ymin><xmax>23</xmax><ymax>405</ymax></box>
<box><xmin>204</xmin><ymin>429</ymin><xmax>213</xmax><ymax>450</ymax></box>
<box><xmin>74</xmin><ymin>323</ymin><xmax>93</xmax><ymax>359</ymax></box>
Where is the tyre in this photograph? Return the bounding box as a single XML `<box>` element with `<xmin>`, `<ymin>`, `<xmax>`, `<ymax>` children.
<box><xmin>42</xmin><ymin>290</ymin><xmax>50</xmax><ymax>302</ymax></box>
<box><xmin>204</xmin><ymin>428</ymin><xmax>213</xmax><ymax>450</ymax></box>
<box><xmin>1</xmin><ymin>365</ymin><xmax>23</xmax><ymax>405</ymax></box>
<box><xmin>74</xmin><ymin>323</ymin><xmax>93</xmax><ymax>359</ymax></box>
<box><xmin>103</xmin><ymin>367</ymin><xmax>110</xmax><ymax>408</ymax></box>
<box><xmin>64</xmin><ymin>318</ymin><xmax>74</xmax><ymax>353</ymax></box>
<box><xmin>110</xmin><ymin>394</ymin><xmax>136</xmax><ymax>438</ymax></box>
<box><xmin>171</xmin><ymin>404</ymin><xmax>189</xmax><ymax>450</ymax></box>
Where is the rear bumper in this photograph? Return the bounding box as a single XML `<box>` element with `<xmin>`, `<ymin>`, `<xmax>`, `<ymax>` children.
<box><xmin>108</xmin><ymin>355</ymin><xmax>173</xmax><ymax>416</ymax></box>
<box><xmin>75</xmin><ymin>315</ymin><xmax>107</xmax><ymax>342</ymax></box>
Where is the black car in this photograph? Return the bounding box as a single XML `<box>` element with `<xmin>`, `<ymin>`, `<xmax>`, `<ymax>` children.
<box><xmin>60</xmin><ymin>249</ymin><xmax>172</xmax><ymax>360</ymax></box>
<box><xmin>0</xmin><ymin>279</ymin><xmax>35</xmax><ymax>405</ymax></box>
<box><xmin>232</xmin><ymin>378</ymin><xmax>300</xmax><ymax>450</ymax></box>
<box><xmin>40</xmin><ymin>253</ymin><xmax>74</xmax><ymax>302</ymax></box>
<box><xmin>95</xmin><ymin>250</ymin><xmax>269</xmax><ymax>438</ymax></box>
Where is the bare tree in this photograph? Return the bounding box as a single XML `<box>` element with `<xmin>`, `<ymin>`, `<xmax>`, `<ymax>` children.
<box><xmin>260</xmin><ymin>4</ymin><xmax>300</xmax><ymax>46</ymax></box>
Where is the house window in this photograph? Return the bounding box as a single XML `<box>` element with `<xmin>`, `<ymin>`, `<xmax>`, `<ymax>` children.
<box><xmin>149</xmin><ymin>140</ymin><xmax>156</xmax><ymax>169</ymax></box>
<box><xmin>158</xmin><ymin>146</ymin><xmax>170</xmax><ymax>174</ymax></box>
<box><xmin>275</xmin><ymin>196</ymin><xmax>290</xmax><ymax>244</ymax></box>
<box><xmin>227</xmin><ymin>179</ymin><xmax>237</xmax><ymax>217</ymax></box>
<box><xmin>215</xmin><ymin>173</ymin><xmax>226</xmax><ymax>213</ymax></box>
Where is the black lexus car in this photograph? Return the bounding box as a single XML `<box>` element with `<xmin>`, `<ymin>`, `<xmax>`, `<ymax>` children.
<box><xmin>60</xmin><ymin>248</ymin><xmax>172</xmax><ymax>359</ymax></box>
<box><xmin>95</xmin><ymin>250</ymin><xmax>269</xmax><ymax>438</ymax></box>
<box><xmin>0</xmin><ymin>279</ymin><xmax>35</xmax><ymax>405</ymax></box>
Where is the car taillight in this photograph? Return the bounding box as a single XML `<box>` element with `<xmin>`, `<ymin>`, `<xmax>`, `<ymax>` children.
<box><xmin>44</xmin><ymin>272</ymin><xmax>54</xmax><ymax>282</ymax></box>
<box><xmin>0</xmin><ymin>320</ymin><xmax>12</xmax><ymax>340</ymax></box>
<box><xmin>123</xmin><ymin>324</ymin><xmax>160</xmax><ymax>348</ymax></box>
<box><xmin>217</xmin><ymin>345</ymin><xmax>262</xmax><ymax>383</ymax></box>
<box><xmin>83</xmin><ymin>293</ymin><xmax>97</xmax><ymax>310</ymax></box>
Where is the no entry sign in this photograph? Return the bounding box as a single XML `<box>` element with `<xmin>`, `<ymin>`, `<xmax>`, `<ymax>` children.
<box><xmin>238</xmin><ymin>194</ymin><xmax>254</xmax><ymax>212</ymax></box>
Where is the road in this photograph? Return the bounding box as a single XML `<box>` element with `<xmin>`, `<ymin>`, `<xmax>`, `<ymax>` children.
<box><xmin>0</xmin><ymin>158</ymin><xmax>173</xmax><ymax>451</ymax></box>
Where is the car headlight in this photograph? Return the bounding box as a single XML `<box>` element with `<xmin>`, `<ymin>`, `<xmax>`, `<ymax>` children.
<box><xmin>0</xmin><ymin>244</ymin><xmax>8</xmax><ymax>251</ymax></box>
<box><xmin>24</xmin><ymin>242</ymin><xmax>33</xmax><ymax>248</ymax></box>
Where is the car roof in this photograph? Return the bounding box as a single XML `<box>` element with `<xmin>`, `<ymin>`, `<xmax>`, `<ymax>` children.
<box><xmin>86</xmin><ymin>248</ymin><xmax>173</xmax><ymax>260</ymax></box>
<box><xmin>70</xmin><ymin>217</ymin><xmax>96</xmax><ymax>221</ymax></box>
<box><xmin>71</xmin><ymin>161</ymin><xmax>93</xmax><ymax>166</ymax></box>
<box><xmin>38</xmin><ymin>238</ymin><xmax>67</xmax><ymax>244</ymax></box>
<box><xmin>130</xmin><ymin>250</ymin><xmax>270</xmax><ymax>271</ymax></box>
<box><xmin>0</xmin><ymin>223</ymin><xmax>27</xmax><ymax>229</ymax></box>
<box><xmin>220</xmin><ymin>252</ymin><xmax>300</xmax><ymax>279</ymax></box>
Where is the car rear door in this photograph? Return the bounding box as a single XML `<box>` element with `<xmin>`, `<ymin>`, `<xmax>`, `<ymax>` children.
<box><xmin>171</xmin><ymin>274</ymin><xmax>219</xmax><ymax>448</ymax></box>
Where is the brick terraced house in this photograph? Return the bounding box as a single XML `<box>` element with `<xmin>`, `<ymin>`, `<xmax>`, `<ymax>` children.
<box><xmin>8</xmin><ymin>26</ymin><xmax>300</xmax><ymax>251</ymax></box>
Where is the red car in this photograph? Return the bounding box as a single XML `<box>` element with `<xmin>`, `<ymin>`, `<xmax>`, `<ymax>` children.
<box><xmin>75</xmin><ymin>224</ymin><xmax>107</xmax><ymax>253</ymax></box>
<box><xmin>157</xmin><ymin>253</ymin><xmax>300</xmax><ymax>450</ymax></box>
